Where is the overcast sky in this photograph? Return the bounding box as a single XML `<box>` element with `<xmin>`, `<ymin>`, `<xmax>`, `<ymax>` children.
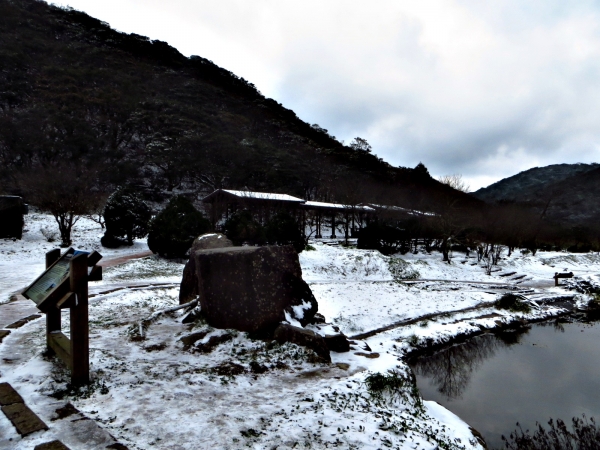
<box><xmin>52</xmin><ymin>0</ymin><xmax>600</xmax><ymax>190</ymax></box>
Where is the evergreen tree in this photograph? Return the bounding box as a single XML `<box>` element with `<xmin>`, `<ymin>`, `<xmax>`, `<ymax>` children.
<box><xmin>222</xmin><ymin>210</ymin><xmax>265</xmax><ymax>246</ymax></box>
<box><xmin>147</xmin><ymin>196</ymin><xmax>211</xmax><ymax>257</ymax></box>
<box><xmin>102</xmin><ymin>188</ymin><xmax>151</xmax><ymax>247</ymax></box>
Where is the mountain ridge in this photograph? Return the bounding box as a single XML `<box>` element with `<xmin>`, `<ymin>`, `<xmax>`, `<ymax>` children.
<box><xmin>472</xmin><ymin>163</ymin><xmax>600</xmax><ymax>226</ymax></box>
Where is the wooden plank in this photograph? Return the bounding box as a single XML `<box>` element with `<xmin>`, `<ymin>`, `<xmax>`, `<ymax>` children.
<box><xmin>56</xmin><ymin>292</ymin><xmax>74</xmax><ymax>310</ymax></box>
<box><xmin>87</xmin><ymin>251</ymin><xmax>103</xmax><ymax>267</ymax></box>
<box><xmin>45</xmin><ymin>249</ymin><xmax>61</xmax><ymax>269</ymax></box>
<box><xmin>88</xmin><ymin>265</ymin><xmax>102</xmax><ymax>282</ymax></box>
<box><xmin>0</xmin><ymin>382</ymin><xmax>24</xmax><ymax>406</ymax></box>
<box><xmin>48</xmin><ymin>332</ymin><xmax>72</xmax><ymax>370</ymax></box>
<box><xmin>1</xmin><ymin>402</ymin><xmax>48</xmax><ymax>436</ymax></box>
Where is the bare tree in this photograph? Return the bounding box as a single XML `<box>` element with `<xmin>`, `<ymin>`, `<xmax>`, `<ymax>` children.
<box><xmin>19</xmin><ymin>163</ymin><xmax>104</xmax><ymax>246</ymax></box>
<box><xmin>438</xmin><ymin>174</ymin><xmax>471</xmax><ymax>193</ymax></box>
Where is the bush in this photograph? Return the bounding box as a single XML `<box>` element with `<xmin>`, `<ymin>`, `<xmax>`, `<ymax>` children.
<box><xmin>103</xmin><ymin>188</ymin><xmax>151</xmax><ymax>246</ymax></box>
<box><xmin>264</xmin><ymin>211</ymin><xmax>305</xmax><ymax>253</ymax></box>
<box><xmin>222</xmin><ymin>210</ymin><xmax>265</xmax><ymax>246</ymax></box>
<box><xmin>147</xmin><ymin>196</ymin><xmax>211</xmax><ymax>257</ymax></box>
<box><xmin>495</xmin><ymin>293</ymin><xmax>531</xmax><ymax>313</ymax></box>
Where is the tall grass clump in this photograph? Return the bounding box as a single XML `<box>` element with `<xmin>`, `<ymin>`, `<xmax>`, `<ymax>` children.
<box><xmin>500</xmin><ymin>415</ymin><xmax>600</xmax><ymax>450</ymax></box>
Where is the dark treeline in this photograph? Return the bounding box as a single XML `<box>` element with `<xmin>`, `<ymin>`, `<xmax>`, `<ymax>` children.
<box><xmin>358</xmin><ymin>200</ymin><xmax>600</xmax><ymax>260</ymax></box>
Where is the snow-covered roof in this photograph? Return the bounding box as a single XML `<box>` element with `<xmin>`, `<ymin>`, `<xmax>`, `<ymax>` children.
<box><xmin>203</xmin><ymin>189</ymin><xmax>305</xmax><ymax>203</ymax></box>
<box><xmin>363</xmin><ymin>203</ymin><xmax>437</xmax><ymax>217</ymax></box>
<box><xmin>303</xmin><ymin>201</ymin><xmax>375</xmax><ymax>212</ymax></box>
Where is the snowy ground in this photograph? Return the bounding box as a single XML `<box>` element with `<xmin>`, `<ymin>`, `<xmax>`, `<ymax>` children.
<box><xmin>1</xmin><ymin>213</ymin><xmax>598</xmax><ymax>449</ymax></box>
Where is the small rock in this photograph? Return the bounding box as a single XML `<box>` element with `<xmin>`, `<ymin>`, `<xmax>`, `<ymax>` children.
<box><xmin>354</xmin><ymin>352</ymin><xmax>380</xmax><ymax>359</ymax></box>
<box><xmin>179</xmin><ymin>330</ymin><xmax>210</xmax><ymax>350</ymax></box>
<box><xmin>323</xmin><ymin>333</ymin><xmax>350</xmax><ymax>353</ymax></box>
<box><xmin>274</xmin><ymin>323</ymin><xmax>331</xmax><ymax>362</ymax></box>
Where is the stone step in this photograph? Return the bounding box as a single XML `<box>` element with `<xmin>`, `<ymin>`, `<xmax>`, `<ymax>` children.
<box><xmin>0</xmin><ymin>383</ymin><xmax>48</xmax><ymax>437</ymax></box>
<box><xmin>35</xmin><ymin>440</ymin><xmax>71</xmax><ymax>450</ymax></box>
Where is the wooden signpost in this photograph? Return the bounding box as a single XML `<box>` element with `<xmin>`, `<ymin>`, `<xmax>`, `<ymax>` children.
<box><xmin>23</xmin><ymin>248</ymin><xmax>102</xmax><ymax>385</ymax></box>
<box><xmin>554</xmin><ymin>271</ymin><xmax>574</xmax><ymax>286</ymax></box>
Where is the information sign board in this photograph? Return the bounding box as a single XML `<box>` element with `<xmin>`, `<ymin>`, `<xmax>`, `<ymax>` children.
<box><xmin>23</xmin><ymin>248</ymin><xmax>89</xmax><ymax>306</ymax></box>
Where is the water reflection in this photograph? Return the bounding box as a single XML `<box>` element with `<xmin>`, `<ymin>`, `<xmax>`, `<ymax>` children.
<box><xmin>411</xmin><ymin>328</ymin><xmax>530</xmax><ymax>399</ymax></box>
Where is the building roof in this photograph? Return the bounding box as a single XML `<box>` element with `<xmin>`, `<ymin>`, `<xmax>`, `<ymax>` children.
<box><xmin>302</xmin><ymin>201</ymin><xmax>375</xmax><ymax>212</ymax></box>
<box><xmin>202</xmin><ymin>189</ymin><xmax>305</xmax><ymax>203</ymax></box>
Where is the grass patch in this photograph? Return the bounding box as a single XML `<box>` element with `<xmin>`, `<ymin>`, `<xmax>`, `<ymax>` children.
<box><xmin>365</xmin><ymin>370</ymin><xmax>407</xmax><ymax>396</ymax></box>
<box><xmin>495</xmin><ymin>293</ymin><xmax>531</xmax><ymax>313</ymax></box>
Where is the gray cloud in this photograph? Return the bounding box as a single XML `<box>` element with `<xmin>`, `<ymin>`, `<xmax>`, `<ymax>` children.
<box><xmin>53</xmin><ymin>0</ymin><xmax>600</xmax><ymax>189</ymax></box>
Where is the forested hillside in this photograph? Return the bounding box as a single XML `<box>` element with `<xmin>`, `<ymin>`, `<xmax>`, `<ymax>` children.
<box><xmin>472</xmin><ymin>163</ymin><xmax>600</xmax><ymax>226</ymax></box>
<box><xmin>0</xmin><ymin>0</ymin><xmax>478</xmax><ymax>213</ymax></box>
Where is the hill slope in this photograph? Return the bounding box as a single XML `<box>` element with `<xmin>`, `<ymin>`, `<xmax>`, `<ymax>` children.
<box><xmin>472</xmin><ymin>163</ymin><xmax>600</xmax><ymax>226</ymax></box>
<box><xmin>0</xmin><ymin>0</ymin><xmax>479</xmax><ymax>212</ymax></box>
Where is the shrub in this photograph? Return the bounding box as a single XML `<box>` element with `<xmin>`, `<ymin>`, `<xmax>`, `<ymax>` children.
<box><xmin>102</xmin><ymin>188</ymin><xmax>151</xmax><ymax>246</ymax></box>
<box><xmin>387</xmin><ymin>257</ymin><xmax>420</xmax><ymax>281</ymax></box>
<box><xmin>222</xmin><ymin>210</ymin><xmax>265</xmax><ymax>246</ymax></box>
<box><xmin>264</xmin><ymin>211</ymin><xmax>305</xmax><ymax>253</ymax></box>
<box><xmin>147</xmin><ymin>196</ymin><xmax>210</xmax><ymax>257</ymax></box>
<box><xmin>495</xmin><ymin>293</ymin><xmax>531</xmax><ymax>313</ymax></box>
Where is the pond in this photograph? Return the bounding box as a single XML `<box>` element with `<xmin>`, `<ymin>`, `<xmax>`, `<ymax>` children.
<box><xmin>409</xmin><ymin>319</ymin><xmax>600</xmax><ymax>449</ymax></box>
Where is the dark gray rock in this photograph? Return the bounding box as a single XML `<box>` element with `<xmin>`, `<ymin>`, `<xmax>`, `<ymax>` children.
<box><xmin>179</xmin><ymin>245</ymin><xmax>318</xmax><ymax>332</ymax></box>
<box><xmin>179</xmin><ymin>233</ymin><xmax>233</xmax><ymax>304</ymax></box>
<box><xmin>323</xmin><ymin>333</ymin><xmax>350</xmax><ymax>353</ymax></box>
<box><xmin>274</xmin><ymin>323</ymin><xmax>331</xmax><ymax>362</ymax></box>
<box><xmin>191</xmin><ymin>233</ymin><xmax>233</xmax><ymax>252</ymax></box>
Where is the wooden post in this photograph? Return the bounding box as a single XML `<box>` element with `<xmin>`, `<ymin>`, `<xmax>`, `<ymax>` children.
<box><xmin>45</xmin><ymin>249</ymin><xmax>61</xmax><ymax>351</ymax></box>
<box><xmin>330</xmin><ymin>213</ymin><xmax>336</xmax><ymax>239</ymax></box>
<box><xmin>69</xmin><ymin>253</ymin><xmax>89</xmax><ymax>385</ymax></box>
<box><xmin>316</xmin><ymin>211</ymin><xmax>322</xmax><ymax>239</ymax></box>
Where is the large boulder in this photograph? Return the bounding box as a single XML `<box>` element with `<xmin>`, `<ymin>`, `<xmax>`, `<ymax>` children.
<box><xmin>179</xmin><ymin>233</ymin><xmax>233</xmax><ymax>304</ymax></box>
<box><xmin>179</xmin><ymin>245</ymin><xmax>318</xmax><ymax>332</ymax></box>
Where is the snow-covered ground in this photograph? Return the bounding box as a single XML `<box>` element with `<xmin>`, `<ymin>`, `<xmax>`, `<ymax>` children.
<box><xmin>1</xmin><ymin>213</ymin><xmax>598</xmax><ymax>449</ymax></box>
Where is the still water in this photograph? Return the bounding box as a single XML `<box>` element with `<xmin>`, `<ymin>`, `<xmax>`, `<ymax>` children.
<box><xmin>409</xmin><ymin>320</ymin><xmax>600</xmax><ymax>449</ymax></box>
